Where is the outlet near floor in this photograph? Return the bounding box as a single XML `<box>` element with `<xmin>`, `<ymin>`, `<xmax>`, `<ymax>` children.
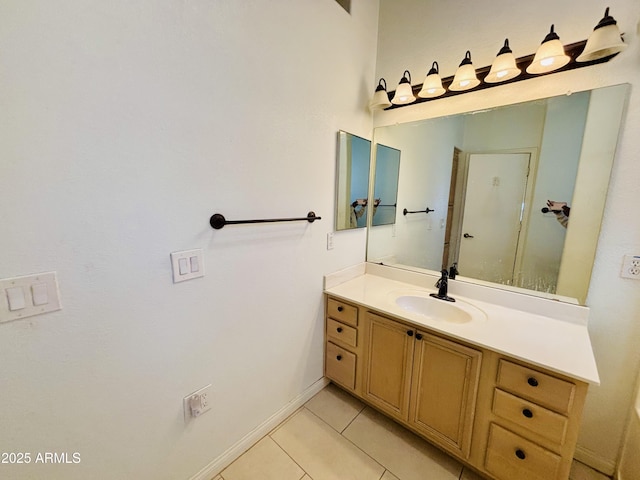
<box><xmin>183</xmin><ymin>384</ymin><xmax>213</xmax><ymax>423</ymax></box>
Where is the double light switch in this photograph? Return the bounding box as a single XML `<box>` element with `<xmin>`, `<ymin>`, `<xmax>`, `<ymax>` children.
<box><xmin>171</xmin><ymin>249</ymin><xmax>204</xmax><ymax>283</ymax></box>
<box><xmin>1</xmin><ymin>272</ymin><xmax>61</xmax><ymax>323</ymax></box>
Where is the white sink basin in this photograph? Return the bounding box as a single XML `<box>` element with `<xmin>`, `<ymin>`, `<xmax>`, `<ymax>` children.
<box><xmin>394</xmin><ymin>294</ymin><xmax>484</xmax><ymax>324</ymax></box>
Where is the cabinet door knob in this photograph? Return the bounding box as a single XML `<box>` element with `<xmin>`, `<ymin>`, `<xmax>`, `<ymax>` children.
<box><xmin>407</xmin><ymin>330</ymin><xmax>414</xmax><ymax>337</ymax></box>
<box><xmin>515</xmin><ymin>449</ymin><xmax>526</xmax><ymax>460</ymax></box>
<box><xmin>415</xmin><ymin>333</ymin><xmax>423</xmax><ymax>340</ymax></box>
<box><xmin>336</xmin><ymin>355</ymin><xmax>342</xmax><ymax>361</ymax></box>
<box><xmin>522</xmin><ymin>408</ymin><xmax>534</xmax><ymax>418</ymax></box>
<box><xmin>337</xmin><ymin>327</ymin><xmax>343</xmax><ymax>333</ymax></box>
<box><xmin>337</xmin><ymin>306</ymin><xmax>344</xmax><ymax>312</ymax></box>
<box><xmin>527</xmin><ymin>377</ymin><xmax>539</xmax><ymax>387</ymax></box>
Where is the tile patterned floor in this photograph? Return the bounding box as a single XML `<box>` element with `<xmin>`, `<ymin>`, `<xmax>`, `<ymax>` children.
<box><xmin>213</xmin><ymin>383</ymin><xmax>610</xmax><ymax>480</ymax></box>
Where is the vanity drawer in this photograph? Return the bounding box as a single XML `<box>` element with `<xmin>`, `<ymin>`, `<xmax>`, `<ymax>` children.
<box><xmin>497</xmin><ymin>360</ymin><xmax>575</xmax><ymax>414</ymax></box>
<box><xmin>326</xmin><ymin>342</ymin><xmax>356</xmax><ymax>390</ymax></box>
<box><xmin>485</xmin><ymin>423</ymin><xmax>561</xmax><ymax>480</ymax></box>
<box><xmin>327</xmin><ymin>298</ymin><xmax>358</xmax><ymax>327</ymax></box>
<box><xmin>327</xmin><ymin>318</ymin><xmax>357</xmax><ymax>348</ymax></box>
<box><xmin>493</xmin><ymin>389</ymin><xmax>568</xmax><ymax>445</ymax></box>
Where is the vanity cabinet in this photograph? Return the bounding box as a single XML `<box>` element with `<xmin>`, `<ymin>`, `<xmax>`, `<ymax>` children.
<box><xmin>479</xmin><ymin>357</ymin><xmax>588</xmax><ymax>480</ymax></box>
<box><xmin>362</xmin><ymin>312</ymin><xmax>415</xmax><ymax>419</ymax></box>
<box><xmin>324</xmin><ymin>297</ymin><xmax>362</xmax><ymax>393</ymax></box>
<box><xmin>409</xmin><ymin>330</ymin><xmax>481</xmax><ymax>458</ymax></box>
<box><xmin>324</xmin><ymin>294</ymin><xmax>589</xmax><ymax>480</ymax></box>
<box><xmin>362</xmin><ymin>311</ymin><xmax>481</xmax><ymax>459</ymax></box>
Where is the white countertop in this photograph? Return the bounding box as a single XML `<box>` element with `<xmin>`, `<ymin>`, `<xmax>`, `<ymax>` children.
<box><xmin>324</xmin><ymin>269</ymin><xmax>600</xmax><ymax>385</ymax></box>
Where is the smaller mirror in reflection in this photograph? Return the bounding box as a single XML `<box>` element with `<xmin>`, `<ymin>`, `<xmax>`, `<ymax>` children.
<box><xmin>372</xmin><ymin>144</ymin><xmax>401</xmax><ymax>226</ymax></box>
<box><xmin>335</xmin><ymin>131</ymin><xmax>371</xmax><ymax>231</ymax></box>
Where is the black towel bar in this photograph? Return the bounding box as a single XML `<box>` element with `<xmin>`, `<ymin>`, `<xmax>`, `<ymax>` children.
<box><xmin>209</xmin><ymin>211</ymin><xmax>321</xmax><ymax>230</ymax></box>
<box><xmin>403</xmin><ymin>207</ymin><xmax>434</xmax><ymax>215</ymax></box>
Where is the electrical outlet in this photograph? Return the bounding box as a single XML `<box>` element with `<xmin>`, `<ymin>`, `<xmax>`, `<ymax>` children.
<box><xmin>183</xmin><ymin>384</ymin><xmax>213</xmax><ymax>422</ymax></box>
<box><xmin>621</xmin><ymin>255</ymin><xmax>640</xmax><ymax>279</ymax></box>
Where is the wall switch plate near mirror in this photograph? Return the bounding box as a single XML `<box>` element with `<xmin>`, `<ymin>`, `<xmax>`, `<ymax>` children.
<box><xmin>366</xmin><ymin>83</ymin><xmax>630</xmax><ymax>305</ymax></box>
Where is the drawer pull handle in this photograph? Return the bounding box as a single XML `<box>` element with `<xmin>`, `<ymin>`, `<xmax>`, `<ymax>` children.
<box><xmin>336</xmin><ymin>355</ymin><xmax>342</xmax><ymax>361</ymax></box>
<box><xmin>337</xmin><ymin>327</ymin><xmax>343</xmax><ymax>333</ymax></box>
<box><xmin>337</xmin><ymin>306</ymin><xmax>344</xmax><ymax>312</ymax></box>
<box><xmin>515</xmin><ymin>449</ymin><xmax>526</xmax><ymax>460</ymax></box>
<box><xmin>527</xmin><ymin>377</ymin><xmax>539</xmax><ymax>387</ymax></box>
<box><xmin>522</xmin><ymin>408</ymin><xmax>534</xmax><ymax>418</ymax></box>
<box><xmin>415</xmin><ymin>333</ymin><xmax>423</xmax><ymax>340</ymax></box>
<box><xmin>407</xmin><ymin>330</ymin><xmax>414</xmax><ymax>337</ymax></box>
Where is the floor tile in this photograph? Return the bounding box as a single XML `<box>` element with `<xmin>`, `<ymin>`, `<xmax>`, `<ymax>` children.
<box><xmin>271</xmin><ymin>408</ymin><xmax>385</xmax><ymax>480</ymax></box>
<box><xmin>305</xmin><ymin>383</ymin><xmax>365</xmax><ymax>433</ymax></box>
<box><xmin>301</xmin><ymin>476</ymin><xmax>313</xmax><ymax>480</ymax></box>
<box><xmin>381</xmin><ymin>471</ymin><xmax>400</xmax><ymax>480</ymax></box>
<box><xmin>460</xmin><ymin>467</ymin><xmax>486</xmax><ymax>480</ymax></box>
<box><xmin>220</xmin><ymin>436</ymin><xmax>305</xmax><ymax>480</ymax></box>
<box><xmin>569</xmin><ymin>460</ymin><xmax>611</xmax><ymax>480</ymax></box>
<box><xmin>343</xmin><ymin>407</ymin><xmax>463</xmax><ymax>480</ymax></box>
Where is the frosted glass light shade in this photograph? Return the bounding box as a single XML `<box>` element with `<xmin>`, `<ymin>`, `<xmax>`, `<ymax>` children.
<box><xmin>577</xmin><ymin>8</ymin><xmax>627</xmax><ymax>62</ymax></box>
<box><xmin>526</xmin><ymin>25</ymin><xmax>570</xmax><ymax>74</ymax></box>
<box><xmin>450</xmin><ymin>51</ymin><xmax>480</xmax><ymax>91</ymax></box>
<box><xmin>369</xmin><ymin>78</ymin><xmax>392</xmax><ymax>111</ymax></box>
<box><xmin>418</xmin><ymin>62</ymin><xmax>446</xmax><ymax>98</ymax></box>
<box><xmin>485</xmin><ymin>39</ymin><xmax>521</xmax><ymax>83</ymax></box>
<box><xmin>391</xmin><ymin>70</ymin><xmax>416</xmax><ymax>105</ymax></box>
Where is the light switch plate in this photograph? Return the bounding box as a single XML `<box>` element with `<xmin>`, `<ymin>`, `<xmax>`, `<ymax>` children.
<box><xmin>326</xmin><ymin>232</ymin><xmax>334</xmax><ymax>250</ymax></box>
<box><xmin>0</xmin><ymin>272</ymin><xmax>61</xmax><ymax>323</ymax></box>
<box><xmin>171</xmin><ymin>249</ymin><xmax>205</xmax><ymax>283</ymax></box>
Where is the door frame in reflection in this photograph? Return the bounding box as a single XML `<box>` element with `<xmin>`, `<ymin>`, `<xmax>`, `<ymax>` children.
<box><xmin>452</xmin><ymin>149</ymin><xmax>539</xmax><ymax>287</ymax></box>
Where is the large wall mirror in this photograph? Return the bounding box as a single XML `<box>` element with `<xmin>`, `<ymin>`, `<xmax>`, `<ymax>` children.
<box><xmin>335</xmin><ymin>131</ymin><xmax>371</xmax><ymax>231</ymax></box>
<box><xmin>367</xmin><ymin>83</ymin><xmax>630</xmax><ymax>305</ymax></box>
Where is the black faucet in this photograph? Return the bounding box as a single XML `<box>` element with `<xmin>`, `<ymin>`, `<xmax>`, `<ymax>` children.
<box><xmin>449</xmin><ymin>262</ymin><xmax>458</xmax><ymax>279</ymax></box>
<box><xmin>430</xmin><ymin>269</ymin><xmax>456</xmax><ymax>302</ymax></box>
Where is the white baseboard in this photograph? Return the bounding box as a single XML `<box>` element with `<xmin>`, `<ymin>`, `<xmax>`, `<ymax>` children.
<box><xmin>573</xmin><ymin>445</ymin><xmax>616</xmax><ymax>477</ymax></box>
<box><xmin>188</xmin><ymin>377</ymin><xmax>330</xmax><ymax>480</ymax></box>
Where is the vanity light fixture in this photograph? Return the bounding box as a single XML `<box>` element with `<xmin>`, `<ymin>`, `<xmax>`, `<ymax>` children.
<box><xmin>369</xmin><ymin>78</ymin><xmax>392</xmax><ymax>111</ymax></box>
<box><xmin>577</xmin><ymin>7</ymin><xmax>627</xmax><ymax>62</ymax></box>
<box><xmin>485</xmin><ymin>39</ymin><xmax>521</xmax><ymax>83</ymax></box>
<box><xmin>418</xmin><ymin>62</ymin><xmax>446</xmax><ymax>98</ymax></box>
<box><xmin>449</xmin><ymin>51</ymin><xmax>480</xmax><ymax>91</ymax></box>
<box><xmin>370</xmin><ymin>10</ymin><xmax>627</xmax><ymax>112</ymax></box>
<box><xmin>391</xmin><ymin>70</ymin><xmax>416</xmax><ymax>105</ymax></box>
<box><xmin>526</xmin><ymin>25</ymin><xmax>570</xmax><ymax>74</ymax></box>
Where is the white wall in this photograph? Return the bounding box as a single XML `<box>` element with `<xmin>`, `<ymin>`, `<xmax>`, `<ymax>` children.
<box><xmin>0</xmin><ymin>2</ymin><xmax>379</xmax><ymax>479</ymax></box>
<box><xmin>617</xmin><ymin>375</ymin><xmax>640</xmax><ymax>480</ymax></box>
<box><xmin>376</xmin><ymin>0</ymin><xmax>640</xmax><ymax>474</ymax></box>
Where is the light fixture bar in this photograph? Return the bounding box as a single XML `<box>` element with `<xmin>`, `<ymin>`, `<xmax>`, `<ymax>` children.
<box><xmin>382</xmin><ymin>38</ymin><xmax>619</xmax><ymax>110</ymax></box>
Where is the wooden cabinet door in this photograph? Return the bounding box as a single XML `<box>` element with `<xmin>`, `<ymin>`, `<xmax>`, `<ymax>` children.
<box><xmin>363</xmin><ymin>312</ymin><xmax>415</xmax><ymax>421</ymax></box>
<box><xmin>409</xmin><ymin>332</ymin><xmax>481</xmax><ymax>458</ymax></box>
